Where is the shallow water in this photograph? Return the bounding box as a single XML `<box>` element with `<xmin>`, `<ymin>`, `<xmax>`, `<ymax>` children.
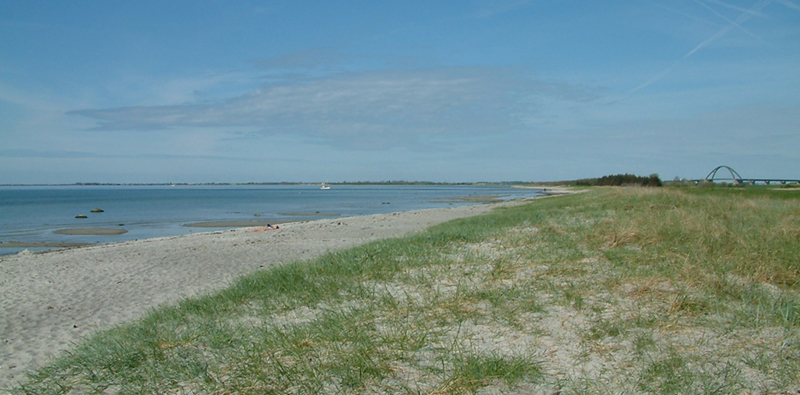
<box><xmin>0</xmin><ymin>184</ymin><xmax>542</xmax><ymax>255</ymax></box>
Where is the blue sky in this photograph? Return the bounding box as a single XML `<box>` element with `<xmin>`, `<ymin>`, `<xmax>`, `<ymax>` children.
<box><xmin>1</xmin><ymin>0</ymin><xmax>798</xmax><ymax>184</ymax></box>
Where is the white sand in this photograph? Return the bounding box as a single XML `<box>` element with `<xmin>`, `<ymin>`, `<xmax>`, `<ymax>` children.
<box><xmin>0</xmin><ymin>199</ymin><xmax>545</xmax><ymax>388</ymax></box>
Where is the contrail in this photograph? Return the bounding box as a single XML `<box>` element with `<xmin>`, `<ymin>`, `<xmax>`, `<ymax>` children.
<box><xmin>684</xmin><ymin>0</ymin><xmax>773</xmax><ymax>59</ymax></box>
<box><xmin>775</xmin><ymin>0</ymin><xmax>800</xmax><ymax>11</ymax></box>
<box><xmin>701</xmin><ymin>0</ymin><xmax>767</xmax><ymax>15</ymax></box>
<box><xmin>692</xmin><ymin>0</ymin><xmax>767</xmax><ymax>44</ymax></box>
<box><xmin>633</xmin><ymin>0</ymin><xmax>774</xmax><ymax>92</ymax></box>
<box><xmin>632</xmin><ymin>63</ymin><xmax>679</xmax><ymax>93</ymax></box>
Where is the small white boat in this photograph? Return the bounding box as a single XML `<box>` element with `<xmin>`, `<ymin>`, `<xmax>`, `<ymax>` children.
<box><xmin>320</xmin><ymin>183</ymin><xmax>331</xmax><ymax>190</ymax></box>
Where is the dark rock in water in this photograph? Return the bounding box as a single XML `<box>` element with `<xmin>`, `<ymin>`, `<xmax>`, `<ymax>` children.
<box><xmin>75</xmin><ymin>215</ymin><xmax>88</xmax><ymax>219</ymax></box>
<box><xmin>91</xmin><ymin>208</ymin><xmax>104</xmax><ymax>213</ymax></box>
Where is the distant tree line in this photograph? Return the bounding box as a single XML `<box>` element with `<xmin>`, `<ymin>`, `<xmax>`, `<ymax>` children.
<box><xmin>575</xmin><ymin>174</ymin><xmax>663</xmax><ymax>187</ymax></box>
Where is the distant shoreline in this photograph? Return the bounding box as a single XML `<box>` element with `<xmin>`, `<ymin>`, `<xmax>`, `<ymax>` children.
<box><xmin>0</xmin><ymin>181</ymin><xmax>540</xmax><ymax>187</ymax></box>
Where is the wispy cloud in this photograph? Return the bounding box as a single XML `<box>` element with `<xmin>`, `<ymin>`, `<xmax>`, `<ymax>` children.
<box><xmin>0</xmin><ymin>149</ymin><xmax>108</xmax><ymax>159</ymax></box>
<box><xmin>249</xmin><ymin>49</ymin><xmax>355</xmax><ymax>69</ymax></box>
<box><xmin>0</xmin><ymin>149</ymin><xmax>252</xmax><ymax>162</ymax></box>
<box><xmin>70</xmin><ymin>68</ymin><xmax>599</xmax><ymax>150</ymax></box>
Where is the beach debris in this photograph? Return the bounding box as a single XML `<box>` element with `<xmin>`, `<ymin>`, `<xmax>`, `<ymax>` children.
<box><xmin>90</xmin><ymin>208</ymin><xmax>104</xmax><ymax>213</ymax></box>
<box><xmin>246</xmin><ymin>224</ymin><xmax>279</xmax><ymax>232</ymax></box>
<box><xmin>75</xmin><ymin>215</ymin><xmax>88</xmax><ymax>219</ymax></box>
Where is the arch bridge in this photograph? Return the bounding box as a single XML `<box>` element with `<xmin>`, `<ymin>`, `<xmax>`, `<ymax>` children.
<box><xmin>693</xmin><ymin>166</ymin><xmax>800</xmax><ymax>185</ymax></box>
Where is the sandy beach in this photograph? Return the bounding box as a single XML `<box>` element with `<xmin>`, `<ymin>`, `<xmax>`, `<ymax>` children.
<box><xmin>0</xmin><ymin>197</ymin><xmax>550</xmax><ymax>389</ymax></box>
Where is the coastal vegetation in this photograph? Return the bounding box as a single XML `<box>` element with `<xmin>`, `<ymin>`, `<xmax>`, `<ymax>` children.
<box><xmin>575</xmin><ymin>173</ymin><xmax>663</xmax><ymax>187</ymax></box>
<box><xmin>12</xmin><ymin>187</ymin><xmax>800</xmax><ymax>394</ymax></box>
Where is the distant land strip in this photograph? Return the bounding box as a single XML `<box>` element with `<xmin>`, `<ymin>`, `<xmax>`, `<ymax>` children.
<box><xmin>0</xmin><ymin>181</ymin><xmax>542</xmax><ymax>187</ymax></box>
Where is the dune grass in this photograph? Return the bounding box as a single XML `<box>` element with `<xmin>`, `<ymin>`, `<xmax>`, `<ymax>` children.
<box><xmin>11</xmin><ymin>187</ymin><xmax>800</xmax><ymax>394</ymax></box>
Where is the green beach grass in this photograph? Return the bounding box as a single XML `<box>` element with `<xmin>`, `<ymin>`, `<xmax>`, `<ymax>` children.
<box><xmin>11</xmin><ymin>187</ymin><xmax>800</xmax><ymax>394</ymax></box>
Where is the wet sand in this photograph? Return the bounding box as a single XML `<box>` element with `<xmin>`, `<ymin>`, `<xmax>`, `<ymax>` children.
<box><xmin>184</xmin><ymin>220</ymin><xmax>284</xmax><ymax>228</ymax></box>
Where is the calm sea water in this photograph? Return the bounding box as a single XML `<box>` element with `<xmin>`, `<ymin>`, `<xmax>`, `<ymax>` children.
<box><xmin>0</xmin><ymin>185</ymin><xmax>542</xmax><ymax>255</ymax></box>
